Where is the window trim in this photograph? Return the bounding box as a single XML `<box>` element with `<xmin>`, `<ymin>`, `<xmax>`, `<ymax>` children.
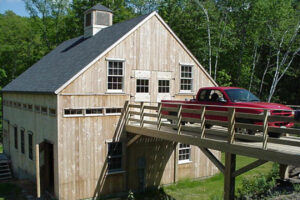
<box><xmin>178</xmin><ymin>143</ymin><xmax>192</xmax><ymax>164</ymax></box>
<box><xmin>85</xmin><ymin>108</ymin><xmax>104</xmax><ymax>116</ymax></box>
<box><xmin>179</xmin><ymin>64</ymin><xmax>193</xmax><ymax>93</ymax></box>
<box><xmin>106</xmin><ymin>60</ymin><xmax>125</xmax><ymax>93</ymax></box>
<box><xmin>105</xmin><ymin>108</ymin><xmax>122</xmax><ymax>116</ymax></box>
<box><xmin>63</xmin><ymin>108</ymin><xmax>84</xmax><ymax>117</ymax></box>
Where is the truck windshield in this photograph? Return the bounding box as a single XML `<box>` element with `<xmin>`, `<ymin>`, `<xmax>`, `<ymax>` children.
<box><xmin>225</xmin><ymin>89</ymin><xmax>260</xmax><ymax>102</ymax></box>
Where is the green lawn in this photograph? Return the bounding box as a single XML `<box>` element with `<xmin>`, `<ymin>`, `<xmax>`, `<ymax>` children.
<box><xmin>0</xmin><ymin>183</ymin><xmax>26</xmax><ymax>200</ymax></box>
<box><xmin>162</xmin><ymin>153</ymin><xmax>273</xmax><ymax>200</ymax></box>
<box><xmin>0</xmin><ymin>144</ymin><xmax>2</xmax><ymax>153</ymax></box>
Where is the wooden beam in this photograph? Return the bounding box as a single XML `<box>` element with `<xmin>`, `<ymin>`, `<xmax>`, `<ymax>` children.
<box><xmin>36</xmin><ymin>144</ymin><xmax>41</xmax><ymax>198</ymax></box>
<box><xmin>224</xmin><ymin>153</ymin><xmax>236</xmax><ymax>200</ymax></box>
<box><xmin>126</xmin><ymin>135</ymin><xmax>141</xmax><ymax>147</ymax></box>
<box><xmin>200</xmin><ymin>148</ymin><xmax>224</xmax><ymax>174</ymax></box>
<box><xmin>125</xmin><ymin>125</ymin><xmax>300</xmax><ymax>166</ymax></box>
<box><xmin>280</xmin><ymin>164</ymin><xmax>289</xmax><ymax>179</ymax></box>
<box><xmin>233</xmin><ymin>160</ymin><xmax>268</xmax><ymax>177</ymax></box>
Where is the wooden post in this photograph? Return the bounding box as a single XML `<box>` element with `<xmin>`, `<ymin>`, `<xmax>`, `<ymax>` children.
<box><xmin>279</xmin><ymin>164</ymin><xmax>289</xmax><ymax>180</ymax></box>
<box><xmin>36</xmin><ymin>144</ymin><xmax>41</xmax><ymax>199</ymax></box>
<box><xmin>173</xmin><ymin>143</ymin><xmax>178</xmax><ymax>183</ymax></box>
<box><xmin>228</xmin><ymin>108</ymin><xmax>236</xmax><ymax>144</ymax></box>
<box><xmin>262</xmin><ymin>110</ymin><xmax>269</xmax><ymax>149</ymax></box>
<box><xmin>157</xmin><ymin>103</ymin><xmax>162</xmax><ymax>130</ymax></box>
<box><xmin>200</xmin><ymin>106</ymin><xmax>206</xmax><ymax>138</ymax></box>
<box><xmin>177</xmin><ymin>105</ymin><xmax>183</xmax><ymax>135</ymax></box>
<box><xmin>224</xmin><ymin>153</ymin><xmax>236</xmax><ymax>200</ymax></box>
<box><xmin>140</xmin><ymin>102</ymin><xmax>145</xmax><ymax>127</ymax></box>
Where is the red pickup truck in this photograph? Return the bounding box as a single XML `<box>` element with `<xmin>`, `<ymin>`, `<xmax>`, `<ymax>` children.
<box><xmin>162</xmin><ymin>87</ymin><xmax>294</xmax><ymax>137</ymax></box>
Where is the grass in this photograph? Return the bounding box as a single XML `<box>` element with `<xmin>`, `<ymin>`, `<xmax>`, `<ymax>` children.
<box><xmin>0</xmin><ymin>183</ymin><xmax>26</xmax><ymax>200</ymax></box>
<box><xmin>0</xmin><ymin>144</ymin><xmax>2</xmax><ymax>153</ymax></box>
<box><xmin>161</xmin><ymin>153</ymin><xmax>273</xmax><ymax>200</ymax></box>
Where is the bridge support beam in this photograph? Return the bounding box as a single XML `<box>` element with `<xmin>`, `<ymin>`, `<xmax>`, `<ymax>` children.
<box><xmin>224</xmin><ymin>153</ymin><xmax>236</xmax><ymax>200</ymax></box>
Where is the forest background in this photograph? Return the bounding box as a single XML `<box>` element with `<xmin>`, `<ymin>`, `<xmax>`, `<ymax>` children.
<box><xmin>0</xmin><ymin>0</ymin><xmax>299</xmax><ymax>104</ymax></box>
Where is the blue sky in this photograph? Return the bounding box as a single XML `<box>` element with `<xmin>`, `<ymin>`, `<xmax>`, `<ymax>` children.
<box><xmin>0</xmin><ymin>0</ymin><xmax>29</xmax><ymax>16</ymax></box>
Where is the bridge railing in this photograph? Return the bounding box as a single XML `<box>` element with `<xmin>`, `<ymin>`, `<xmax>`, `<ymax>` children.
<box><xmin>125</xmin><ymin>101</ymin><xmax>300</xmax><ymax>150</ymax></box>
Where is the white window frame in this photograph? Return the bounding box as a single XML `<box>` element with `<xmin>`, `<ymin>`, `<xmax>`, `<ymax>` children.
<box><xmin>136</xmin><ymin>79</ymin><xmax>149</xmax><ymax>93</ymax></box>
<box><xmin>105</xmin><ymin>108</ymin><xmax>122</xmax><ymax>116</ymax></box>
<box><xmin>180</xmin><ymin>64</ymin><xmax>193</xmax><ymax>93</ymax></box>
<box><xmin>85</xmin><ymin>108</ymin><xmax>104</xmax><ymax>116</ymax></box>
<box><xmin>178</xmin><ymin>143</ymin><xmax>192</xmax><ymax>164</ymax></box>
<box><xmin>107</xmin><ymin>59</ymin><xmax>125</xmax><ymax>93</ymax></box>
<box><xmin>63</xmin><ymin>108</ymin><xmax>84</xmax><ymax>117</ymax></box>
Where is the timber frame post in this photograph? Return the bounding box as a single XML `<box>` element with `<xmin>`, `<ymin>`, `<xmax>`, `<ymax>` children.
<box><xmin>224</xmin><ymin>153</ymin><xmax>236</xmax><ymax>200</ymax></box>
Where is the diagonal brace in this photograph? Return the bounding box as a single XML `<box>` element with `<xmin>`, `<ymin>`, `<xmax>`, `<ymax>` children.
<box><xmin>233</xmin><ymin>159</ymin><xmax>268</xmax><ymax>177</ymax></box>
<box><xmin>200</xmin><ymin>147</ymin><xmax>225</xmax><ymax>174</ymax></box>
<box><xmin>127</xmin><ymin>135</ymin><xmax>142</xmax><ymax>147</ymax></box>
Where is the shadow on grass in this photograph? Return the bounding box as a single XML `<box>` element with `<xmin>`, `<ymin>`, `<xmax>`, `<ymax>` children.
<box><xmin>0</xmin><ymin>183</ymin><xmax>26</xmax><ymax>200</ymax></box>
<box><xmin>125</xmin><ymin>188</ymin><xmax>176</xmax><ymax>200</ymax></box>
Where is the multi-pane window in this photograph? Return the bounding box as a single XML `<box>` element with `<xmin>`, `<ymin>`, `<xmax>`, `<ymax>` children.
<box><xmin>14</xmin><ymin>126</ymin><xmax>18</xmax><ymax>149</ymax></box>
<box><xmin>35</xmin><ymin>105</ymin><xmax>41</xmax><ymax>113</ymax></box>
<box><xmin>49</xmin><ymin>108</ymin><xmax>56</xmax><ymax>116</ymax></box>
<box><xmin>180</xmin><ymin>65</ymin><xmax>193</xmax><ymax>92</ymax></box>
<box><xmin>64</xmin><ymin>109</ymin><xmax>83</xmax><ymax>116</ymax></box>
<box><xmin>86</xmin><ymin>108</ymin><xmax>103</xmax><ymax>116</ymax></box>
<box><xmin>28</xmin><ymin>132</ymin><xmax>33</xmax><ymax>160</ymax></box>
<box><xmin>178</xmin><ymin>143</ymin><xmax>191</xmax><ymax>164</ymax></box>
<box><xmin>136</xmin><ymin>79</ymin><xmax>149</xmax><ymax>93</ymax></box>
<box><xmin>105</xmin><ymin>108</ymin><xmax>122</xmax><ymax>115</ymax></box>
<box><xmin>107</xmin><ymin>61</ymin><xmax>124</xmax><ymax>91</ymax></box>
<box><xmin>28</xmin><ymin>104</ymin><xmax>33</xmax><ymax>111</ymax></box>
<box><xmin>158</xmin><ymin>80</ymin><xmax>170</xmax><ymax>93</ymax></box>
<box><xmin>41</xmin><ymin>107</ymin><xmax>48</xmax><ymax>114</ymax></box>
<box><xmin>21</xmin><ymin>129</ymin><xmax>25</xmax><ymax>154</ymax></box>
<box><xmin>107</xmin><ymin>142</ymin><xmax>122</xmax><ymax>172</ymax></box>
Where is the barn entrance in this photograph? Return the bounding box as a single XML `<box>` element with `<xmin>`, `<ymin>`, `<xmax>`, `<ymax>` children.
<box><xmin>38</xmin><ymin>141</ymin><xmax>54</xmax><ymax>196</ymax></box>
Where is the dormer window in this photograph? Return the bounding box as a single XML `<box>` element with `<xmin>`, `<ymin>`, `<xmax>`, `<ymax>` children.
<box><xmin>85</xmin><ymin>13</ymin><xmax>92</xmax><ymax>27</ymax></box>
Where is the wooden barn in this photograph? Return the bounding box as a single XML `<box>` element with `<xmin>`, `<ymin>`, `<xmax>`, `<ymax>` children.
<box><xmin>1</xmin><ymin>4</ymin><xmax>220</xmax><ymax>200</ymax></box>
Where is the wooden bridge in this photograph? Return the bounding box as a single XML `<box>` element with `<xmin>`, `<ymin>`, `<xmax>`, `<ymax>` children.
<box><xmin>119</xmin><ymin>101</ymin><xmax>300</xmax><ymax>200</ymax></box>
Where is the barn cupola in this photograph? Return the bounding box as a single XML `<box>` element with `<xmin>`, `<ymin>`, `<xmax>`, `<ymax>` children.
<box><xmin>84</xmin><ymin>4</ymin><xmax>113</xmax><ymax>38</ymax></box>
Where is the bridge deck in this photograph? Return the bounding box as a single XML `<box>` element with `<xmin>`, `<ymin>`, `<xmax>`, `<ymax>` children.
<box><xmin>126</xmin><ymin>122</ymin><xmax>300</xmax><ymax>166</ymax></box>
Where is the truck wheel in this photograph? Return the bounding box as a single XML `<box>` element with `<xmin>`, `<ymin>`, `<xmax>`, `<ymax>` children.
<box><xmin>235</xmin><ymin>127</ymin><xmax>254</xmax><ymax>135</ymax></box>
<box><xmin>268</xmin><ymin>132</ymin><xmax>282</xmax><ymax>138</ymax></box>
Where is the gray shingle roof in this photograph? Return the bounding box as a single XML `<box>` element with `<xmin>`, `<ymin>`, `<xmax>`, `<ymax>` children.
<box><xmin>2</xmin><ymin>13</ymin><xmax>151</xmax><ymax>94</ymax></box>
<box><xmin>85</xmin><ymin>4</ymin><xmax>113</xmax><ymax>13</ymax></box>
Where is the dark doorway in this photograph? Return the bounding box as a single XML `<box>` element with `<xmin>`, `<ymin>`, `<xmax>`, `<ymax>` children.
<box><xmin>40</xmin><ymin>142</ymin><xmax>54</xmax><ymax>194</ymax></box>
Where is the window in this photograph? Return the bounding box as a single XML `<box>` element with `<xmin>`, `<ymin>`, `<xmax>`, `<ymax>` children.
<box><xmin>23</xmin><ymin>104</ymin><xmax>27</xmax><ymax>109</ymax></box>
<box><xmin>28</xmin><ymin>104</ymin><xmax>33</xmax><ymax>111</ymax></box>
<box><xmin>14</xmin><ymin>126</ymin><xmax>18</xmax><ymax>149</ymax></box>
<box><xmin>49</xmin><ymin>108</ymin><xmax>56</xmax><ymax>116</ymax></box>
<box><xmin>180</xmin><ymin>65</ymin><xmax>193</xmax><ymax>92</ymax></box>
<box><xmin>158</xmin><ymin>80</ymin><xmax>170</xmax><ymax>93</ymax></box>
<box><xmin>178</xmin><ymin>143</ymin><xmax>191</xmax><ymax>164</ymax></box>
<box><xmin>35</xmin><ymin>105</ymin><xmax>41</xmax><ymax>113</ymax></box>
<box><xmin>105</xmin><ymin>108</ymin><xmax>122</xmax><ymax>115</ymax></box>
<box><xmin>107</xmin><ymin>61</ymin><xmax>124</xmax><ymax>91</ymax></box>
<box><xmin>107</xmin><ymin>142</ymin><xmax>122</xmax><ymax>172</ymax></box>
<box><xmin>85</xmin><ymin>12</ymin><xmax>91</xmax><ymax>27</ymax></box>
<box><xmin>64</xmin><ymin>109</ymin><xmax>83</xmax><ymax>116</ymax></box>
<box><xmin>86</xmin><ymin>108</ymin><xmax>103</xmax><ymax>116</ymax></box>
<box><xmin>41</xmin><ymin>107</ymin><xmax>48</xmax><ymax>114</ymax></box>
<box><xmin>28</xmin><ymin>132</ymin><xmax>33</xmax><ymax>160</ymax></box>
<box><xmin>17</xmin><ymin>102</ymin><xmax>21</xmax><ymax>108</ymax></box>
<box><xmin>136</xmin><ymin>79</ymin><xmax>149</xmax><ymax>93</ymax></box>
<box><xmin>21</xmin><ymin>129</ymin><xmax>25</xmax><ymax>154</ymax></box>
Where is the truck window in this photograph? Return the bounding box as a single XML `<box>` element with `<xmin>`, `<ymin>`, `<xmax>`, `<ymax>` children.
<box><xmin>198</xmin><ymin>90</ymin><xmax>208</xmax><ymax>101</ymax></box>
<box><xmin>208</xmin><ymin>90</ymin><xmax>224</xmax><ymax>102</ymax></box>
